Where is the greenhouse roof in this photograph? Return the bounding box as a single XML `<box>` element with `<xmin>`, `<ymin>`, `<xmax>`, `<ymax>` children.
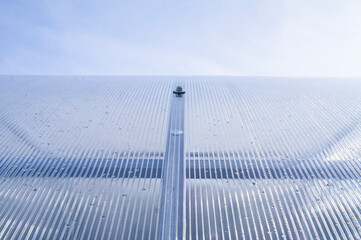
<box><xmin>0</xmin><ymin>76</ymin><xmax>361</xmax><ymax>239</ymax></box>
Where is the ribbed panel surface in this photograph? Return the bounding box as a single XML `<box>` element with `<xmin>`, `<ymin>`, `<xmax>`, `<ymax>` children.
<box><xmin>0</xmin><ymin>76</ymin><xmax>172</xmax><ymax>239</ymax></box>
<box><xmin>1</xmin><ymin>76</ymin><xmax>361</xmax><ymax>239</ymax></box>
<box><xmin>184</xmin><ymin>77</ymin><xmax>361</xmax><ymax>239</ymax></box>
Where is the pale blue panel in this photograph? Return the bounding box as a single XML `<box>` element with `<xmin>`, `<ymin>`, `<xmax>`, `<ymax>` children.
<box><xmin>1</xmin><ymin>76</ymin><xmax>361</xmax><ymax>239</ymax></box>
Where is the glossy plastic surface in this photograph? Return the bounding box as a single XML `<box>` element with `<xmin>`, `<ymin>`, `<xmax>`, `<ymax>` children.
<box><xmin>0</xmin><ymin>76</ymin><xmax>360</xmax><ymax>239</ymax></box>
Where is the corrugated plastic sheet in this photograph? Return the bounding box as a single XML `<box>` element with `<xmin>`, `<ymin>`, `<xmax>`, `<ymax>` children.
<box><xmin>0</xmin><ymin>76</ymin><xmax>361</xmax><ymax>239</ymax></box>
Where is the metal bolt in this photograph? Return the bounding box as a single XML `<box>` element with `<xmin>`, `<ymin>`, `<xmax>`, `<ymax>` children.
<box><xmin>173</xmin><ymin>86</ymin><xmax>185</xmax><ymax>94</ymax></box>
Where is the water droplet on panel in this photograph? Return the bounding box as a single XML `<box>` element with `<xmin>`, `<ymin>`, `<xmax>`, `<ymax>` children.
<box><xmin>171</xmin><ymin>129</ymin><xmax>183</xmax><ymax>136</ymax></box>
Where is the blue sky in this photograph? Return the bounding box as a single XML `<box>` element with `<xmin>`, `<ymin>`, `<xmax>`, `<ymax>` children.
<box><xmin>1</xmin><ymin>0</ymin><xmax>361</xmax><ymax>76</ymax></box>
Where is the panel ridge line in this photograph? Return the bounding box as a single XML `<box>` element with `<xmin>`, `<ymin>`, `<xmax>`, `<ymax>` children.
<box><xmin>158</xmin><ymin>83</ymin><xmax>185</xmax><ymax>240</ymax></box>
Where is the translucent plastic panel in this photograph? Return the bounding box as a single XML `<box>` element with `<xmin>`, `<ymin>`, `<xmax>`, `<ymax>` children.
<box><xmin>0</xmin><ymin>177</ymin><xmax>162</xmax><ymax>239</ymax></box>
<box><xmin>184</xmin><ymin>77</ymin><xmax>361</xmax><ymax>239</ymax></box>
<box><xmin>185</xmin><ymin>178</ymin><xmax>361</xmax><ymax>239</ymax></box>
<box><xmin>1</xmin><ymin>76</ymin><xmax>361</xmax><ymax>239</ymax></box>
<box><xmin>0</xmin><ymin>76</ymin><xmax>172</xmax><ymax>239</ymax></box>
<box><xmin>0</xmin><ymin>76</ymin><xmax>172</xmax><ymax>156</ymax></box>
<box><xmin>184</xmin><ymin>77</ymin><xmax>361</xmax><ymax>160</ymax></box>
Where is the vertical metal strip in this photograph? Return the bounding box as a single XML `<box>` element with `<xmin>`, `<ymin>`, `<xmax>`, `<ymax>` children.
<box><xmin>158</xmin><ymin>85</ymin><xmax>185</xmax><ymax>240</ymax></box>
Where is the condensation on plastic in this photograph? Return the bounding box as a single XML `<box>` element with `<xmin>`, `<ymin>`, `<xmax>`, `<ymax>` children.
<box><xmin>0</xmin><ymin>76</ymin><xmax>361</xmax><ymax>239</ymax></box>
<box><xmin>184</xmin><ymin>77</ymin><xmax>361</xmax><ymax>239</ymax></box>
<box><xmin>0</xmin><ymin>76</ymin><xmax>172</xmax><ymax>239</ymax></box>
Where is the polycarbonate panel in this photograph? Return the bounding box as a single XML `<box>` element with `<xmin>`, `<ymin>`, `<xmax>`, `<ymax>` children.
<box><xmin>0</xmin><ymin>76</ymin><xmax>172</xmax><ymax>239</ymax></box>
<box><xmin>1</xmin><ymin>76</ymin><xmax>361</xmax><ymax>239</ymax></box>
<box><xmin>184</xmin><ymin>77</ymin><xmax>361</xmax><ymax>239</ymax></box>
